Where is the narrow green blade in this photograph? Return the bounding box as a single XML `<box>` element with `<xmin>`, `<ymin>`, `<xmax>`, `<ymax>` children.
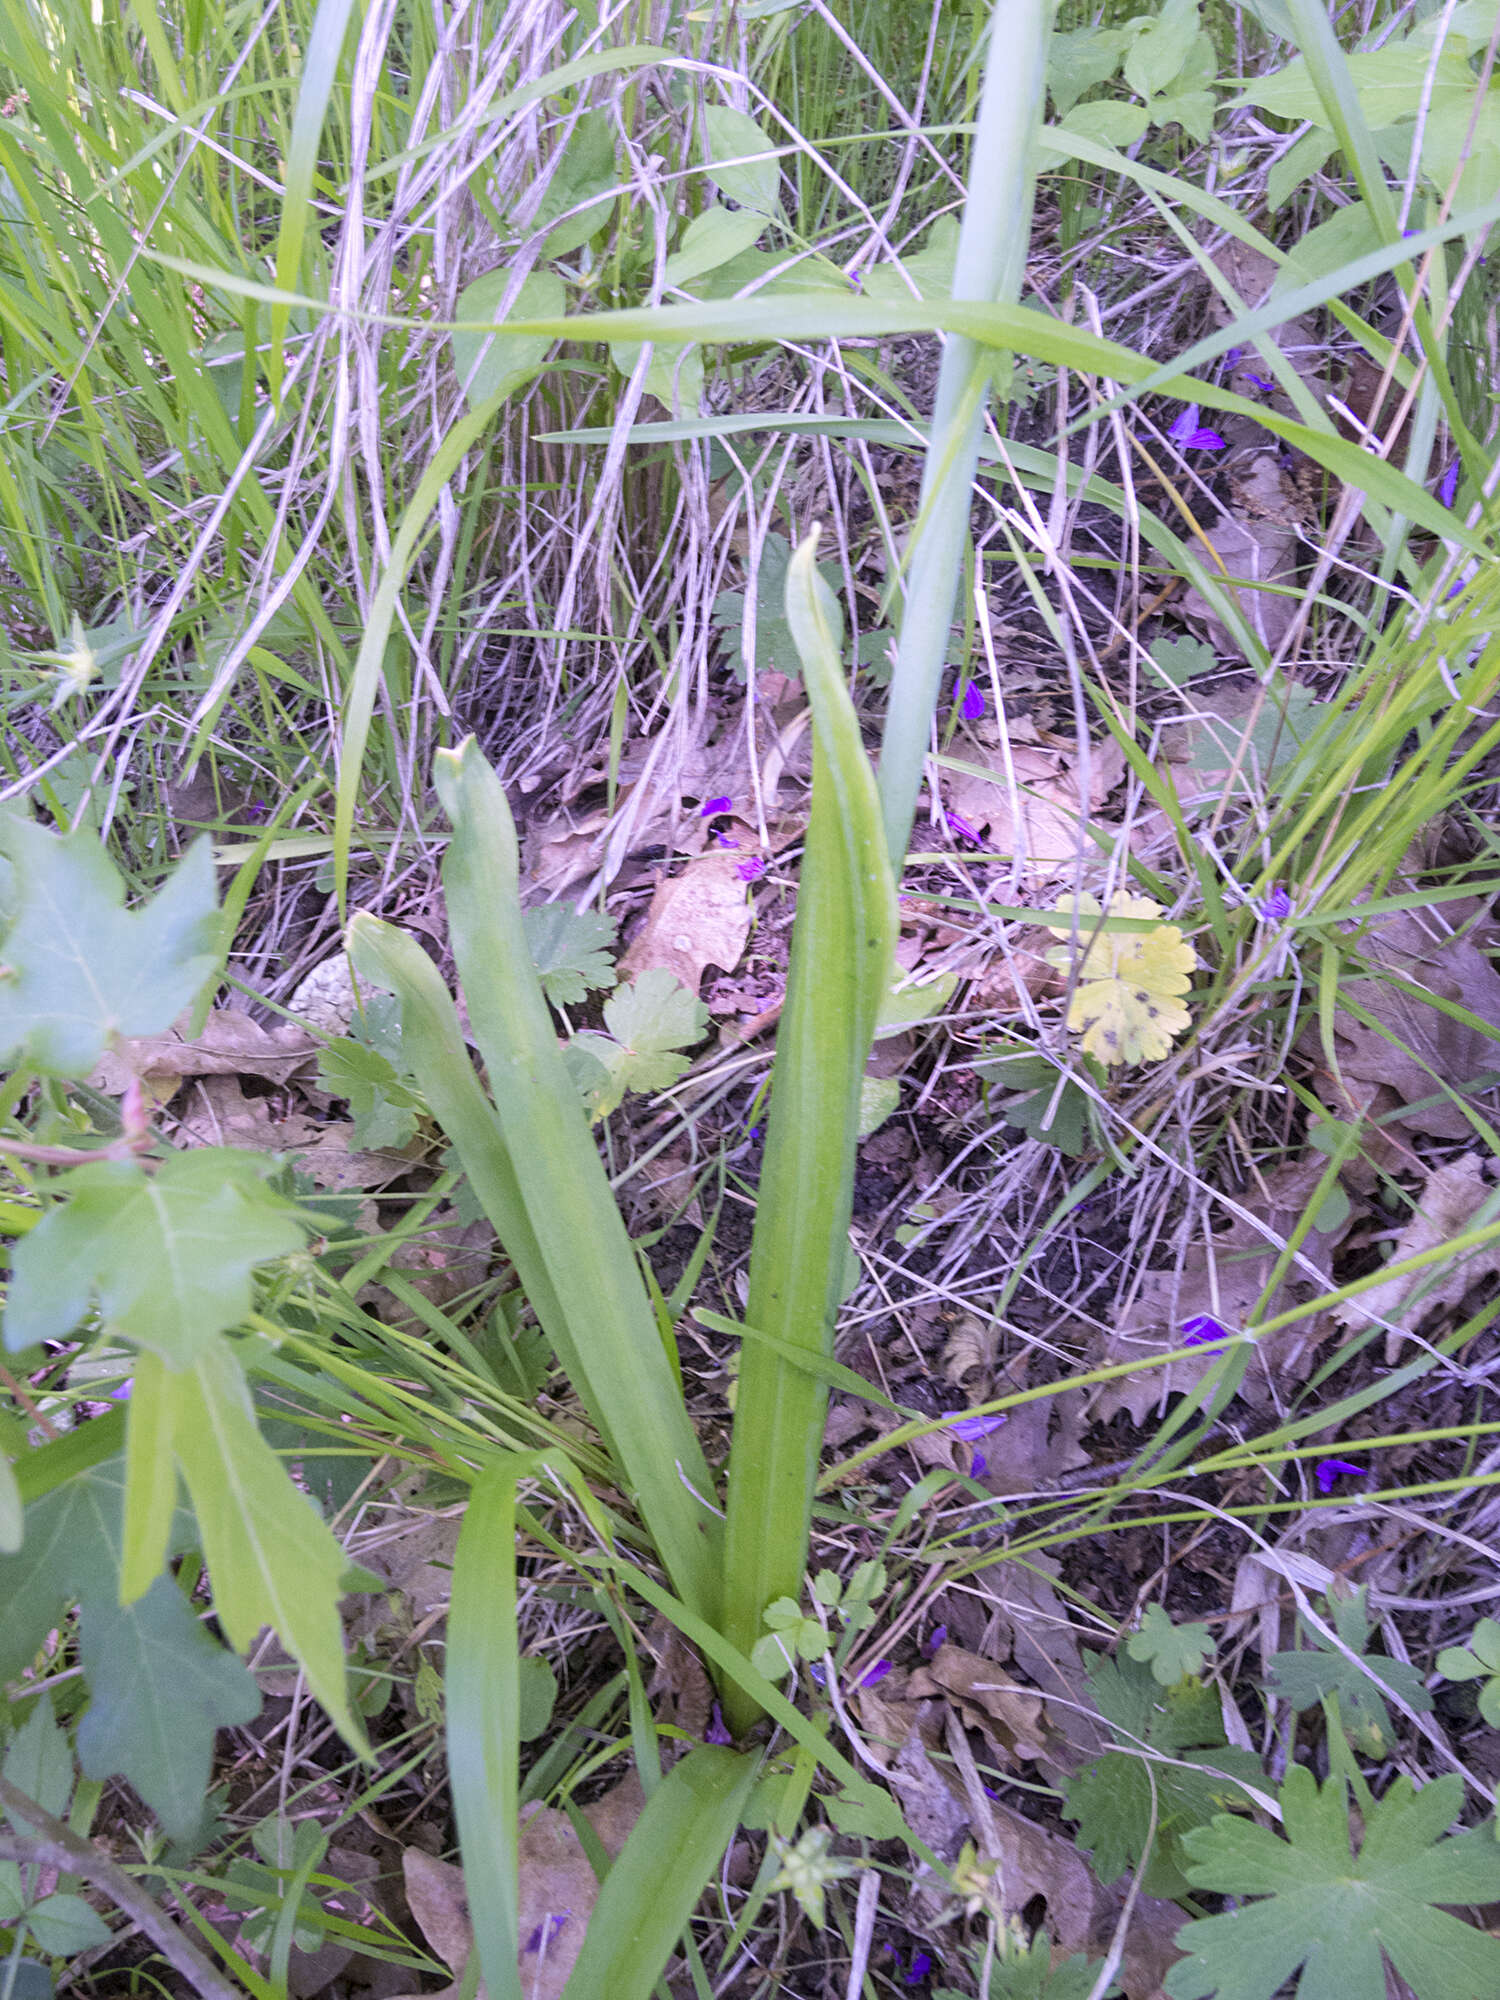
<box><xmin>721</xmin><ymin>532</ymin><xmax>897</xmax><ymax>1720</ymax></box>
<box><xmin>448</xmin><ymin>1457</ymin><xmax>533</xmax><ymax>2000</ymax></box>
<box><xmin>560</xmin><ymin>1745</ymin><xmax>757</xmax><ymax>2000</ymax></box>
<box><xmin>432</xmin><ymin>742</ymin><xmax>722</xmax><ymax>1629</ymax></box>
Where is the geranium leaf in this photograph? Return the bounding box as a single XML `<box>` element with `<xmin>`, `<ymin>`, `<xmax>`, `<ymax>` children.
<box><xmin>1166</xmin><ymin>1768</ymin><xmax>1500</xmax><ymax>2000</ymax></box>
<box><xmin>4</xmin><ymin>1151</ymin><xmax>307</xmax><ymax>1366</ymax></box>
<box><xmin>1044</xmin><ymin>892</ymin><xmax>1197</xmax><ymax>1067</ymax></box>
<box><xmin>1127</xmin><ymin>1602</ymin><xmax>1215</xmax><ymax>1685</ymax></box>
<box><xmin>78</xmin><ymin>1574</ymin><xmax>260</xmax><ymax>1840</ymax></box>
<box><xmin>0</xmin><ymin>816</ymin><xmax>218</xmax><ymax>1076</ymax></box>
<box><xmin>521</xmin><ymin>902</ymin><xmax>618</xmax><ymax>1007</ymax></box>
<box><xmin>570</xmin><ymin>967</ymin><xmax>707</xmax><ymax>1116</ymax></box>
<box><xmin>1268</xmin><ymin>1588</ymin><xmax>1431</xmax><ymax>1758</ymax></box>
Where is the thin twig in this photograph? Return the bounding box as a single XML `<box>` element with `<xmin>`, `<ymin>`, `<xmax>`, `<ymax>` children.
<box><xmin>0</xmin><ymin>1774</ymin><xmax>245</xmax><ymax>2000</ymax></box>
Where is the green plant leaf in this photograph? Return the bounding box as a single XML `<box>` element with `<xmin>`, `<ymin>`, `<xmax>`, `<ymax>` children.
<box><xmin>1165</xmin><ymin>1768</ymin><xmax>1500</xmax><ymax>2000</ymax></box>
<box><xmin>1047</xmin><ymin>27</ymin><xmax>1128</xmax><ymax>117</ymax></box>
<box><xmin>711</xmin><ymin>531</ymin><xmax>842</xmax><ymax>680</ymax></box>
<box><xmin>77</xmin><ymin>1573</ymin><xmax>260</xmax><ymax>1840</ymax></box>
<box><xmin>701</xmin><ymin>106</ymin><xmax>781</xmax><ymax>217</ymax></box>
<box><xmin>1124</xmin><ymin>0</ymin><xmax>1201</xmax><ymax>101</ymax></box>
<box><xmin>570</xmin><ymin>968</ymin><xmax>708</xmax><ymax>1117</ymax></box>
<box><xmin>4</xmin><ymin>1151</ymin><xmax>307</xmax><ymax>1366</ymax></box>
<box><xmin>983</xmin><ymin>1932</ymin><xmax>1122</xmax><ymax>1999</ymax></box>
<box><xmin>561</xmin><ymin>1745</ymin><xmax>757</xmax><ymax>1999</ymax></box>
<box><xmin>1268</xmin><ymin>1587</ymin><xmax>1431</xmax><ymax>1758</ymax></box>
<box><xmin>3</xmin><ymin>1698</ymin><xmax>74</xmax><ymax>1822</ymax></box>
<box><xmin>25</xmin><ymin>1893</ymin><xmax>111</xmax><ymax>1955</ymax></box>
<box><xmin>825</xmin><ymin>1779</ymin><xmax>904</xmax><ymax>1841</ymax></box>
<box><xmin>1063</xmin><ymin>1650</ymin><xmax>1260</xmax><ymax>1899</ymax></box>
<box><xmin>0</xmin><ymin>1455</ymin><xmax>190</xmax><ymax>1682</ymax></box>
<box><xmin>532</xmin><ymin>108</ymin><xmax>617</xmax><ymax>256</ymax></box>
<box><xmin>450</xmin><ymin>269</ymin><xmax>566</xmax><ymax>412</ymax></box>
<box><xmin>317</xmin><ymin>1036</ymin><xmax>423</xmax><ymax>1149</ymax></box>
<box><xmin>719</xmin><ymin>527</ymin><xmax>897</xmax><ymax>1729</ymax></box>
<box><xmin>0</xmin><ymin>817</ymin><xmax>218</xmax><ymax>1076</ymax></box>
<box><xmin>521</xmin><ymin>902</ymin><xmax>619</xmax><ymax>1007</ymax></box>
<box><xmin>665</xmin><ymin>206</ymin><xmax>767</xmax><ymax>289</ymax></box>
<box><xmin>1127</xmin><ymin>1603</ymin><xmax>1215</xmax><ymax>1685</ymax></box>
<box><xmin>166</xmin><ymin>1342</ymin><xmax>363</xmax><ymax>1751</ymax></box>
<box><xmin>1438</xmin><ymin>1619</ymin><xmax>1500</xmax><ymax>1727</ymax></box>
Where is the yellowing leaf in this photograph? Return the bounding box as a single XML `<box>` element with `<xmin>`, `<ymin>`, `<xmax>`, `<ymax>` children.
<box><xmin>1043</xmin><ymin>892</ymin><xmax>1197</xmax><ymax>1067</ymax></box>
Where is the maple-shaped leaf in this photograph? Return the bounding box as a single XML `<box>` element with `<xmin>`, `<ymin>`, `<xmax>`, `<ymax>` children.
<box><xmin>522</xmin><ymin>902</ymin><xmax>618</xmax><ymax>1006</ymax></box>
<box><xmin>1267</xmin><ymin>1586</ymin><xmax>1431</xmax><ymax>1758</ymax></box>
<box><xmin>1063</xmin><ymin>1650</ymin><xmax>1261</xmax><ymax>1900</ymax></box>
<box><xmin>1043</xmin><ymin>891</ymin><xmax>1197</xmax><ymax>1066</ymax></box>
<box><xmin>0</xmin><ymin>815</ymin><xmax>219</xmax><ymax>1075</ymax></box>
<box><xmin>569</xmin><ymin>967</ymin><xmax>708</xmax><ymax>1117</ymax></box>
<box><xmin>1127</xmin><ymin>1602</ymin><xmax>1215</xmax><ymax>1685</ymax></box>
<box><xmin>4</xmin><ymin>1150</ymin><xmax>307</xmax><ymax>1366</ymax></box>
<box><xmin>0</xmin><ymin>1454</ymin><xmax>255</xmax><ymax>1842</ymax></box>
<box><xmin>1166</xmin><ymin>1767</ymin><xmax>1500</xmax><ymax>2000</ymax></box>
<box><xmin>78</xmin><ymin>1574</ymin><xmax>261</xmax><ymax>1840</ymax></box>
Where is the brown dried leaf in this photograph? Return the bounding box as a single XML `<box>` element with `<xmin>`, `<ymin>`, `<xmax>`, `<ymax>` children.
<box><xmin>1307</xmin><ymin>903</ymin><xmax>1500</xmax><ymax>1139</ymax></box>
<box><xmin>939</xmin><ymin>736</ymin><xmax>1125</xmax><ymax>888</ymax></box>
<box><xmin>1088</xmin><ymin>1157</ymin><xmax>1345</xmax><ymax>1424</ymax></box>
<box><xmin>619</xmin><ymin>848</ymin><xmax>753</xmax><ymax>997</ymax></box>
<box><xmin>1177</xmin><ymin>458</ymin><xmax>1305</xmax><ymax>657</ymax></box>
<box><xmin>1335</xmin><ymin>1153</ymin><xmax>1500</xmax><ymax>1359</ymax></box>
<box><xmin>89</xmin><ymin>1007</ymin><xmax>315</xmax><ymax>1101</ymax></box>
<box><xmin>973</xmin><ymin>1555</ymin><xmax>1105</xmax><ymax>1762</ymax></box>
<box><xmin>906</xmin><ymin>1644</ymin><xmax>1048</xmax><ymax>1762</ymax></box>
<box><xmin>395</xmin><ymin>1774</ymin><xmax>644</xmax><ymax>2000</ymax></box>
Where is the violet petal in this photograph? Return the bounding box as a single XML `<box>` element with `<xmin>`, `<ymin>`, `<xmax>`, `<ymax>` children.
<box><xmin>700</xmin><ymin>795</ymin><xmax>732</xmax><ymax>817</ymax></box>
<box><xmin>735</xmin><ymin>856</ymin><xmax>766</xmax><ymax>882</ymax></box>
<box><xmin>948</xmin><ymin>1412</ymin><xmax>1007</xmax><ymax>1441</ymax></box>
<box><xmin>969</xmin><ymin>1452</ymin><xmax>987</xmax><ymax>1481</ymax></box>
<box><xmin>859</xmin><ymin>1659</ymin><xmax>892</xmax><ymax>1688</ymax></box>
<box><xmin>1184</xmin><ymin>426</ymin><xmax>1227</xmax><ymax>450</ymax></box>
<box><xmin>1181</xmin><ymin>1314</ymin><xmax>1231</xmax><ymax>1348</ymax></box>
<box><xmin>945</xmin><ymin>809</ymin><xmax>983</xmax><ymax>849</ymax></box>
<box><xmin>1315</xmin><ymin>1456</ymin><xmax>1367</xmax><ymax>1494</ymax></box>
<box><xmin>961</xmin><ymin>680</ymin><xmax>985</xmax><ymax>721</ymax></box>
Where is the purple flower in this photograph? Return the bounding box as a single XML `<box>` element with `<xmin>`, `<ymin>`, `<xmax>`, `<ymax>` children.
<box><xmin>808</xmin><ymin>1660</ymin><xmax>827</xmax><ymax>1686</ymax></box>
<box><xmin>1245</xmin><ymin>372</ymin><xmax>1274</xmax><ymax>395</ymax></box>
<box><xmin>245</xmin><ymin>799</ymin><xmax>270</xmax><ymax>822</ymax></box>
<box><xmin>957</xmin><ymin>679</ymin><xmax>985</xmax><ymax>721</ymax></box>
<box><xmin>1224</xmin><ymin>346</ymin><xmax>1243</xmax><ymax>368</ymax></box>
<box><xmin>1168</xmin><ymin>403</ymin><xmax>1226</xmax><ymax>451</ymax></box>
<box><xmin>906</xmin><ymin>1953</ymin><xmax>933</xmax><ymax>1984</ymax></box>
<box><xmin>859</xmin><ymin>1659</ymin><xmax>892</xmax><ymax>1688</ymax></box>
<box><xmin>704</xmin><ymin>1703</ymin><xmax>732</xmax><ymax>1745</ymax></box>
<box><xmin>925</xmin><ymin>1624</ymin><xmax>947</xmax><ymax>1656</ymax></box>
<box><xmin>700</xmin><ymin>796</ymin><xmax>732</xmax><ymax>817</ymax></box>
<box><xmin>1257</xmin><ymin>885</ymin><xmax>1293</xmax><ymax>923</ymax></box>
<box><xmin>715</xmin><ymin>832</ymin><xmax>741</xmax><ymax>849</ymax></box>
<box><xmin>525</xmin><ymin>1913</ymin><xmax>570</xmax><ymax>1954</ymax></box>
<box><xmin>947</xmin><ymin>1412</ymin><xmax>1007</xmax><ymax>1441</ymax></box>
<box><xmin>1181</xmin><ymin>1314</ymin><xmax>1231</xmax><ymax>1349</ymax></box>
<box><xmin>945</xmin><ymin>809</ymin><xmax>983</xmax><ymax>849</ymax></box>
<box><xmin>111</xmin><ymin>1380</ymin><xmax>134</xmax><ymax>1402</ymax></box>
<box><xmin>1439</xmin><ymin>461</ymin><xmax>1460</xmax><ymax>509</ymax></box>
<box><xmin>735</xmin><ymin>856</ymin><xmax>766</xmax><ymax>882</ymax></box>
<box><xmin>969</xmin><ymin>1452</ymin><xmax>988</xmax><ymax>1480</ymax></box>
<box><xmin>1315</xmin><ymin>1456</ymin><xmax>1366</xmax><ymax>1494</ymax></box>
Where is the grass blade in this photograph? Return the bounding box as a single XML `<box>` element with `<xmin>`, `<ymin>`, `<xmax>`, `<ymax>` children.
<box><xmin>873</xmin><ymin>0</ymin><xmax>1051</xmax><ymax>865</ymax></box>
<box><xmin>433</xmin><ymin>741</ymin><xmax>722</xmax><ymax>1629</ymax></box>
<box><xmin>559</xmin><ymin>1745</ymin><xmax>757</xmax><ymax>2000</ymax></box>
<box><xmin>447</xmin><ymin>1457</ymin><xmax>534</xmax><ymax>2000</ymax></box>
<box><xmin>721</xmin><ymin>531</ymin><xmax>896</xmax><ymax>1724</ymax></box>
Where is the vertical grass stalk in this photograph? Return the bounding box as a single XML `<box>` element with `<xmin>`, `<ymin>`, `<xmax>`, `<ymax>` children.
<box><xmin>875</xmin><ymin>0</ymin><xmax>1054</xmax><ymax>866</ymax></box>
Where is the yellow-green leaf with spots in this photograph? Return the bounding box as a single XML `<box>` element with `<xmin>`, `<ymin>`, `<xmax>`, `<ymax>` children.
<box><xmin>1043</xmin><ymin>892</ymin><xmax>1197</xmax><ymax>1067</ymax></box>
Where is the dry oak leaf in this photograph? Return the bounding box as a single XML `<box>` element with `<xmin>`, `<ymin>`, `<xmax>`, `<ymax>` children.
<box><xmin>618</xmin><ymin>845</ymin><xmax>754</xmax><ymax>998</ymax></box>
<box><xmin>1044</xmin><ymin>892</ymin><xmax>1197</xmax><ymax>1066</ymax></box>
<box><xmin>1087</xmin><ymin>1156</ymin><xmax>1345</xmax><ymax>1425</ymax></box>
<box><xmin>905</xmin><ymin>1643</ymin><xmax>1049</xmax><ymax>1763</ymax></box>
<box><xmin>88</xmin><ymin>1006</ymin><xmax>315</xmax><ymax>1103</ymax></box>
<box><xmin>1302</xmin><ymin>901</ymin><xmax>1500</xmax><ymax>1140</ymax></box>
<box><xmin>939</xmin><ymin>733</ymin><xmax>1125</xmax><ymax>889</ymax></box>
<box><xmin>1335</xmin><ymin>1152</ymin><xmax>1500</xmax><ymax>1359</ymax></box>
<box><xmin>1177</xmin><ymin>454</ymin><xmax>1306</xmax><ymax>658</ymax></box>
<box><xmin>393</xmin><ymin>1772</ymin><xmax>644</xmax><ymax>2000</ymax></box>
